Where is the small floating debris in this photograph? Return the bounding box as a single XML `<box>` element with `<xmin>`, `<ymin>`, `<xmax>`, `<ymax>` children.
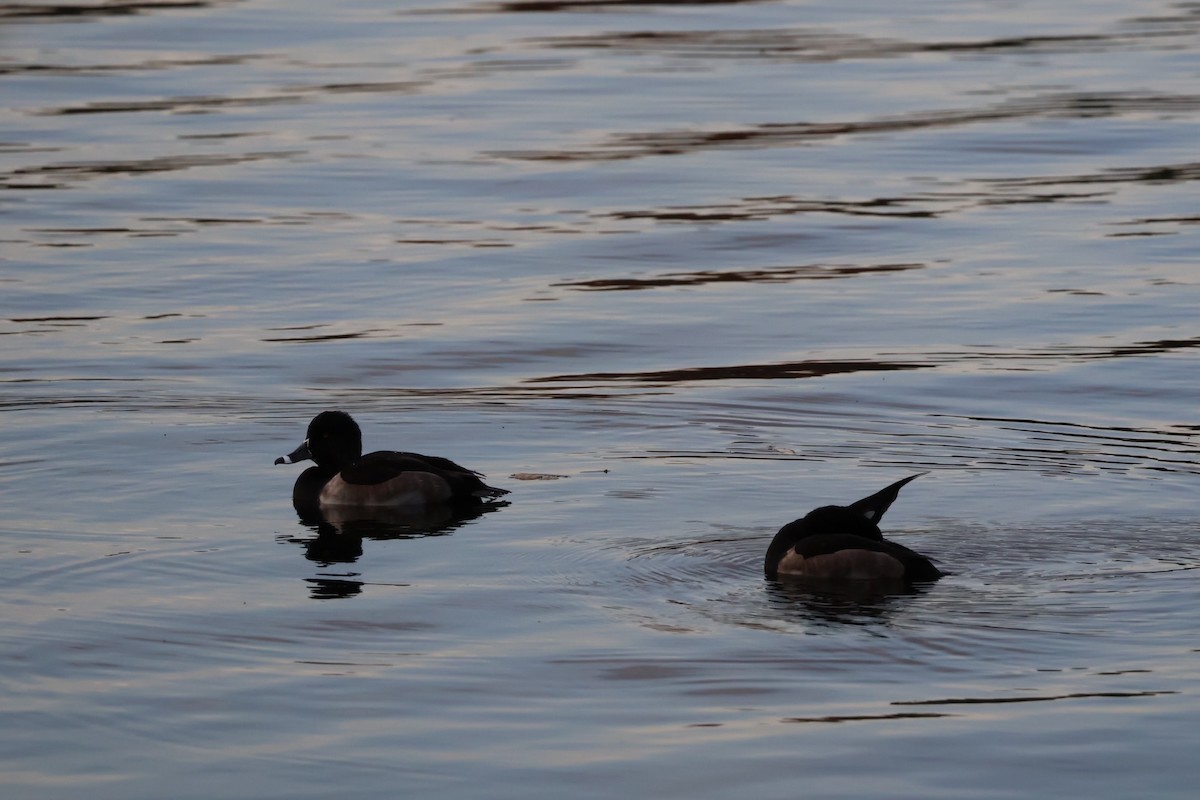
<box><xmin>509</xmin><ymin>472</ymin><xmax>569</xmax><ymax>481</ymax></box>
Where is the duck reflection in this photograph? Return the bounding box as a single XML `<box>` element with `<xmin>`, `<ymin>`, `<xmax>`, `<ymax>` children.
<box><xmin>305</xmin><ymin>576</ymin><xmax>365</xmax><ymax>600</ymax></box>
<box><xmin>279</xmin><ymin>502</ymin><xmax>506</xmax><ymax>600</ymax></box>
<box><xmin>764</xmin><ymin>575</ymin><xmax>935</xmax><ymax>626</ymax></box>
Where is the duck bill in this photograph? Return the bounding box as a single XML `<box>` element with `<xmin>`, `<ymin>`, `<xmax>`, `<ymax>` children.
<box><xmin>274</xmin><ymin>440</ymin><xmax>312</xmax><ymax>466</ymax></box>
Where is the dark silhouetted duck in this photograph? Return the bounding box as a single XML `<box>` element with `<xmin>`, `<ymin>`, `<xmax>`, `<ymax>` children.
<box><xmin>764</xmin><ymin>474</ymin><xmax>942</xmax><ymax>583</ymax></box>
<box><xmin>274</xmin><ymin>411</ymin><xmax>509</xmax><ymax>514</ymax></box>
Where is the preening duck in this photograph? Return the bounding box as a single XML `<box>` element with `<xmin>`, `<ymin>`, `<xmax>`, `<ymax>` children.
<box><xmin>764</xmin><ymin>474</ymin><xmax>941</xmax><ymax>583</ymax></box>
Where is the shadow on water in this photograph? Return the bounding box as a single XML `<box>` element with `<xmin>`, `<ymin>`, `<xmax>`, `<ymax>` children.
<box><xmin>278</xmin><ymin>502</ymin><xmax>507</xmax><ymax>599</ymax></box>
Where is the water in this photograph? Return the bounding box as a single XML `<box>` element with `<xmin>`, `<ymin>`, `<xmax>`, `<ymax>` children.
<box><xmin>2</xmin><ymin>0</ymin><xmax>1199</xmax><ymax>797</ymax></box>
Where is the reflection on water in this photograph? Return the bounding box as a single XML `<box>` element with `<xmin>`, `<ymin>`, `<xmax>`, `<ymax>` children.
<box><xmin>486</xmin><ymin>0</ymin><xmax>772</xmax><ymax>11</ymax></box>
<box><xmin>533</xmin><ymin>358</ymin><xmax>924</xmax><ymax>384</ymax></box>
<box><xmin>0</xmin><ymin>1</ymin><xmax>221</xmax><ymax>20</ymax></box>
<box><xmin>782</xmin><ymin>710</ymin><xmax>955</xmax><ymax>724</ymax></box>
<box><xmin>3</xmin><ymin>0</ymin><xmax>1200</xmax><ymax>797</ymax></box>
<box><xmin>894</xmin><ymin>689</ymin><xmax>1178</xmax><ymax>707</ymax></box>
<box><xmin>765</xmin><ymin>577</ymin><xmax>935</xmax><ymax>626</ymax></box>
<box><xmin>492</xmin><ymin>95</ymin><xmax>1200</xmax><ymax>162</ymax></box>
<box><xmin>280</xmin><ymin>502</ymin><xmax>507</xmax><ymax>597</ymax></box>
<box><xmin>532</xmin><ymin>20</ymin><xmax>1200</xmax><ymax>59</ymax></box>
<box><xmin>555</xmin><ymin>262</ymin><xmax>925</xmax><ymax>290</ymax></box>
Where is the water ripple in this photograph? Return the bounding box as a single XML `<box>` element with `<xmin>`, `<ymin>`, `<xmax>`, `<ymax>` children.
<box><xmin>490</xmin><ymin>93</ymin><xmax>1200</xmax><ymax>162</ymax></box>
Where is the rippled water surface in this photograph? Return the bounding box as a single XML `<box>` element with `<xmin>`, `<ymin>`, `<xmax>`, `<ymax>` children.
<box><xmin>2</xmin><ymin>1</ymin><xmax>1199</xmax><ymax>797</ymax></box>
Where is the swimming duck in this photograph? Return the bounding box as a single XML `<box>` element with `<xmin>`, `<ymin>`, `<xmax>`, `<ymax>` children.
<box><xmin>764</xmin><ymin>474</ymin><xmax>941</xmax><ymax>582</ymax></box>
<box><xmin>274</xmin><ymin>411</ymin><xmax>509</xmax><ymax>514</ymax></box>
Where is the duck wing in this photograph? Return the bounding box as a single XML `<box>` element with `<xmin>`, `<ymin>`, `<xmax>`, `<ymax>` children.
<box><xmin>342</xmin><ymin>451</ymin><xmax>508</xmax><ymax>499</ymax></box>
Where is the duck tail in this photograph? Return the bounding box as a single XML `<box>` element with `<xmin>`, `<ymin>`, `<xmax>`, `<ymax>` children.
<box><xmin>847</xmin><ymin>472</ymin><xmax>926</xmax><ymax>523</ymax></box>
<box><xmin>474</xmin><ymin>484</ymin><xmax>511</xmax><ymax>500</ymax></box>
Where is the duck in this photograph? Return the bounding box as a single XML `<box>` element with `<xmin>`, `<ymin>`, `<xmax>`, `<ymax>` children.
<box><xmin>274</xmin><ymin>410</ymin><xmax>509</xmax><ymax>514</ymax></box>
<box><xmin>764</xmin><ymin>473</ymin><xmax>942</xmax><ymax>583</ymax></box>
